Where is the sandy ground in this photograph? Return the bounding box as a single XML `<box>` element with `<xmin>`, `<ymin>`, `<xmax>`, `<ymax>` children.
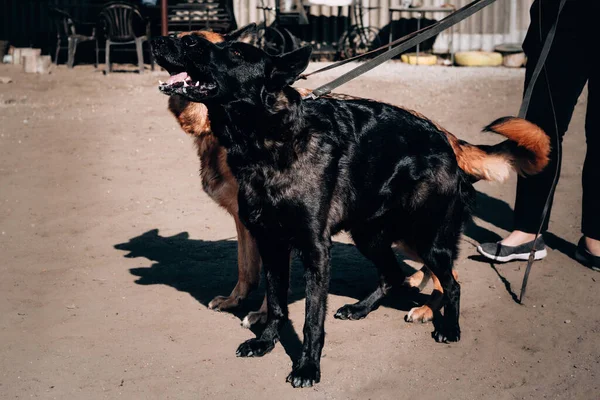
<box><xmin>0</xmin><ymin>60</ymin><xmax>598</xmax><ymax>400</ymax></box>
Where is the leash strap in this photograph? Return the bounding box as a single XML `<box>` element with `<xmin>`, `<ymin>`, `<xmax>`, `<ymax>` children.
<box><xmin>518</xmin><ymin>0</ymin><xmax>566</xmax><ymax>119</ymax></box>
<box><xmin>303</xmin><ymin>0</ymin><xmax>498</xmax><ymax>100</ymax></box>
<box><xmin>298</xmin><ymin>23</ymin><xmax>435</xmax><ymax>80</ymax></box>
<box><xmin>518</xmin><ymin>0</ymin><xmax>568</xmax><ymax>304</ymax></box>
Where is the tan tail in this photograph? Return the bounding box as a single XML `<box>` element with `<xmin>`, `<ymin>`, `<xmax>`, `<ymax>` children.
<box><xmin>445</xmin><ymin>117</ymin><xmax>551</xmax><ymax>183</ymax></box>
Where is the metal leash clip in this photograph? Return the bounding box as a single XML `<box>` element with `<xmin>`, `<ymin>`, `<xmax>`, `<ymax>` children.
<box><xmin>302</xmin><ymin>92</ymin><xmax>318</xmax><ymax>100</ymax></box>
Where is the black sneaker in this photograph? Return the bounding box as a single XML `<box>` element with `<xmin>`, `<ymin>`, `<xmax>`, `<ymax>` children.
<box><xmin>574</xmin><ymin>237</ymin><xmax>600</xmax><ymax>272</ymax></box>
<box><xmin>476</xmin><ymin>237</ymin><xmax>547</xmax><ymax>262</ymax></box>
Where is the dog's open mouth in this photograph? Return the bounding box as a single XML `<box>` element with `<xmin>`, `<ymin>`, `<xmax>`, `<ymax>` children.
<box><xmin>158</xmin><ymin>72</ymin><xmax>217</xmax><ymax>97</ymax></box>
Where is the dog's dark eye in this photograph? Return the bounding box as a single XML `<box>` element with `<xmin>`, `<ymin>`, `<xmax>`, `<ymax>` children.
<box><xmin>231</xmin><ymin>49</ymin><xmax>242</xmax><ymax>58</ymax></box>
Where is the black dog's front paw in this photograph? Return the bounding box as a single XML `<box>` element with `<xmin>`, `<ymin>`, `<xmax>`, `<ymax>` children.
<box><xmin>235</xmin><ymin>338</ymin><xmax>276</xmax><ymax>358</ymax></box>
<box><xmin>334</xmin><ymin>303</ymin><xmax>371</xmax><ymax>320</ymax></box>
<box><xmin>433</xmin><ymin>324</ymin><xmax>461</xmax><ymax>343</ymax></box>
<box><xmin>286</xmin><ymin>361</ymin><xmax>320</xmax><ymax>388</ymax></box>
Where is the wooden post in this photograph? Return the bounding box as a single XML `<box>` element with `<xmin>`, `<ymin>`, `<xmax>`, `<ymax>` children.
<box><xmin>161</xmin><ymin>0</ymin><xmax>168</xmax><ymax>36</ymax></box>
<box><xmin>22</xmin><ymin>55</ymin><xmax>38</xmax><ymax>73</ymax></box>
<box><xmin>36</xmin><ymin>55</ymin><xmax>52</xmax><ymax>74</ymax></box>
<box><xmin>21</xmin><ymin>51</ymin><xmax>51</xmax><ymax>74</ymax></box>
<box><xmin>16</xmin><ymin>48</ymin><xmax>41</xmax><ymax>67</ymax></box>
<box><xmin>13</xmin><ymin>48</ymin><xmax>21</xmax><ymax>64</ymax></box>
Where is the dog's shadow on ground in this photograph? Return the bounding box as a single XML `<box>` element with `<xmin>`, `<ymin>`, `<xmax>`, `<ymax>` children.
<box><xmin>115</xmin><ymin>191</ymin><xmax>579</xmax><ymax>360</ymax></box>
<box><xmin>115</xmin><ymin>229</ymin><xmax>429</xmax><ymax>361</ymax></box>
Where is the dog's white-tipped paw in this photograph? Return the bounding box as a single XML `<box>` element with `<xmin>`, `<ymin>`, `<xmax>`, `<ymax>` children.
<box><xmin>241</xmin><ymin>311</ymin><xmax>267</xmax><ymax>329</ymax></box>
<box><xmin>241</xmin><ymin>315</ymin><xmax>252</xmax><ymax>329</ymax></box>
<box><xmin>405</xmin><ymin>305</ymin><xmax>434</xmax><ymax>323</ymax></box>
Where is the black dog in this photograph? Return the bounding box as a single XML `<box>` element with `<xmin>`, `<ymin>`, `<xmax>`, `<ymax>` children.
<box><xmin>154</xmin><ymin>32</ymin><xmax>549</xmax><ymax>388</ymax></box>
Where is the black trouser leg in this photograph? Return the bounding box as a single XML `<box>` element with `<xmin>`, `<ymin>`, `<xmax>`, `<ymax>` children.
<box><xmin>513</xmin><ymin>0</ymin><xmax>590</xmax><ymax>234</ymax></box>
<box><xmin>582</xmin><ymin>73</ymin><xmax>600</xmax><ymax>240</ymax></box>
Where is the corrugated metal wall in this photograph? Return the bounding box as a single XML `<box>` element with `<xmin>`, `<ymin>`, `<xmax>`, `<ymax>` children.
<box><xmin>233</xmin><ymin>0</ymin><xmax>534</xmax><ymax>52</ymax></box>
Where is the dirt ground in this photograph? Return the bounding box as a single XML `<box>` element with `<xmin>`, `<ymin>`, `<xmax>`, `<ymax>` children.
<box><xmin>1</xmin><ymin>60</ymin><xmax>598</xmax><ymax>400</ymax></box>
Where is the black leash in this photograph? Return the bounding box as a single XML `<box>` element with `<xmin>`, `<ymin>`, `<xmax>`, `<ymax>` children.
<box><xmin>301</xmin><ymin>0</ymin><xmax>498</xmax><ymax>100</ymax></box>
<box><xmin>297</xmin><ymin>20</ymin><xmax>436</xmax><ymax>81</ymax></box>
<box><xmin>518</xmin><ymin>0</ymin><xmax>567</xmax><ymax>304</ymax></box>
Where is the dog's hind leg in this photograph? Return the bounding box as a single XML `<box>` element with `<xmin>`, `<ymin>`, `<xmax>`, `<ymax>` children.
<box><xmin>418</xmin><ymin>238</ymin><xmax>461</xmax><ymax>343</ymax></box>
<box><xmin>209</xmin><ymin>215</ymin><xmax>261</xmax><ymax>311</ymax></box>
<box><xmin>403</xmin><ymin>263</ymin><xmax>458</xmax><ymax>291</ymax></box>
<box><xmin>406</xmin><ymin>267</ymin><xmax>444</xmax><ymax>324</ymax></box>
<box><xmin>334</xmin><ymin>226</ymin><xmax>406</xmax><ymax>321</ymax></box>
<box><xmin>395</xmin><ymin>241</ymin><xmax>433</xmax><ymax>292</ymax></box>
<box><xmin>404</xmin><ymin>265</ymin><xmax>460</xmax><ymax>323</ymax></box>
<box><xmin>403</xmin><ymin>266</ymin><xmax>460</xmax><ymax>323</ymax></box>
<box><xmin>404</xmin><ymin>265</ymin><xmax>432</xmax><ymax>292</ymax></box>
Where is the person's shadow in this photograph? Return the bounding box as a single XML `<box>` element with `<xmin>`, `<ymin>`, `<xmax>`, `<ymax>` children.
<box><xmin>115</xmin><ymin>229</ymin><xmax>429</xmax><ymax>361</ymax></box>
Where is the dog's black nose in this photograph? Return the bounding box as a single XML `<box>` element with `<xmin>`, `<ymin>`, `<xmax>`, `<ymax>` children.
<box><xmin>182</xmin><ymin>35</ymin><xmax>199</xmax><ymax>48</ymax></box>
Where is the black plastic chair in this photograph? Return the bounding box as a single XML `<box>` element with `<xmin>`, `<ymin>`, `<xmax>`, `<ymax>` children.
<box><xmin>99</xmin><ymin>2</ymin><xmax>155</xmax><ymax>74</ymax></box>
<box><xmin>50</xmin><ymin>7</ymin><xmax>99</xmax><ymax>68</ymax></box>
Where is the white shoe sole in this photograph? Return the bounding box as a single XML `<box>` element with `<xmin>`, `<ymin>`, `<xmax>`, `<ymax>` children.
<box><xmin>476</xmin><ymin>246</ymin><xmax>547</xmax><ymax>263</ymax></box>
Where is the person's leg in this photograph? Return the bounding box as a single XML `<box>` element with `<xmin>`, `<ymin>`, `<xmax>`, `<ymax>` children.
<box><xmin>585</xmin><ymin>238</ymin><xmax>600</xmax><ymax>256</ymax></box>
<box><xmin>582</xmin><ymin>70</ymin><xmax>600</xmax><ymax>256</ymax></box>
<box><xmin>502</xmin><ymin>0</ymin><xmax>588</xmax><ymax>246</ymax></box>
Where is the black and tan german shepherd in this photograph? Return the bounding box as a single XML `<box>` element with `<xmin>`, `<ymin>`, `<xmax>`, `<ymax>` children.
<box><xmin>151</xmin><ymin>25</ymin><xmax>457</xmax><ymax>328</ymax></box>
<box><xmin>152</xmin><ymin>27</ymin><xmax>549</xmax><ymax>387</ymax></box>
<box><xmin>151</xmin><ymin>26</ymin><xmax>270</xmax><ymax>328</ymax></box>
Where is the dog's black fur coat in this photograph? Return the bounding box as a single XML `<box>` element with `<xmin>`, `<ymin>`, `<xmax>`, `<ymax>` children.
<box><xmin>167</xmin><ymin>34</ymin><xmax>475</xmax><ymax>387</ymax></box>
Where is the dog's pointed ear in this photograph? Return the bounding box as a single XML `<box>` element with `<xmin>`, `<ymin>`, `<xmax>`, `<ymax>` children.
<box><xmin>225</xmin><ymin>23</ymin><xmax>257</xmax><ymax>44</ymax></box>
<box><xmin>268</xmin><ymin>46</ymin><xmax>312</xmax><ymax>90</ymax></box>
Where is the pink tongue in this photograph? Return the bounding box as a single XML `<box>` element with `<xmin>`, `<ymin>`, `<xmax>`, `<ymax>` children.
<box><xmin>167</xmin><ymin>72</ymin><xmax>189</xmax><ymax>85</ymax></box>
